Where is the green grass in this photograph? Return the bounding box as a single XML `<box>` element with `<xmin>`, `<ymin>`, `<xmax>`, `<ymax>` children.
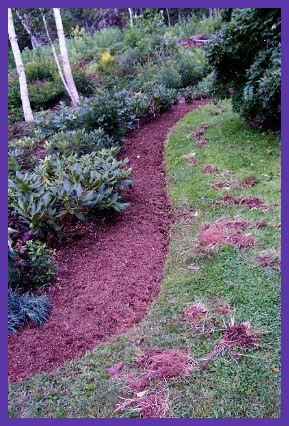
<box><xmin>8</xmin><ymin>100</ymin><xmax>281</xmax><ymax>418</ymax></box>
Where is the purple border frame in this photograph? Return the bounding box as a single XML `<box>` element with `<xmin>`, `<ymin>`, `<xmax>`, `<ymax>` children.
<box><xmin>2</xmin><ymin>1</ymin><xmax>287</xmax><ymax>423</ymax></box>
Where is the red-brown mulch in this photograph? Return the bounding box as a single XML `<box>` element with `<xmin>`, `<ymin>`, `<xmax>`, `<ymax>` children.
<box><xmin>212</xmin><ymin>181</ymin><xmax>232</xmax><ymax>190</ymax></box>
<box><xmin>195</xmin><ymin>218</ymin><xmax>255</xmax><ymax>252</ymax></box>
<box><xmin>195</xmin><ymin>137</ymin><xmax>209</xmax><ymax>147</ymax></box>
<box><xmin>202</xmin><ymin>165</ymin><xmax>219</xmax><ymax>174</ymax></box>
<box><xmin>8</xmin><ymin>99</ymin><xmax>211</xmax><ymax>383</ymax></box>
<box><xmin>190</xmin><ymin>123</ymin><xmax>211</xmax><ymax>138</ymax></box>
<box><xmin>239</xmin><ymin>176</ymin><xmax>258</xmax><ymax>188</ymax></box>
<box><xmin>220</xmin><ymin>194</ymin><xmax>267</xmax><ymax>210</ymax></box>
<box><xmin>256</xmin><ymin>249</ymin><xmax>281</xmax><ymax>270</ymax></box>
<box><xmin>184</xmin><ymin>303</ymin><xmax>208</xmax><ymax>325</ymax></box>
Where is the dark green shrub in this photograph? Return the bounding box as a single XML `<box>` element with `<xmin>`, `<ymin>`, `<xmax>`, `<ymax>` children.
<box><xmin>35</xmin><ymin>90</ymin><xmax>136</xmax><ymax>142</ymax></box>
<box><xmin>175</xmin><ymin>51</ymin><xmax>206</xmax><ymax>87</ymax></box>
<box><xmin>8</xmin><ymin>75</ymin><xmax>22</xmax><ymax>112</ymax></box>
<box><xmin>9</xmin><ymin>149</ymin><xmax>132</xmax><ymax>238</ymax></box>
<box><xmin>8</xmin><ymin>148</ymin><xmax>25</xmax><ymax>174</ymax></box>
<box><xmin>124</xmin><ymin>28</ymin><xmax>140</xmax><ymax>47</ymax></box>
<box><xmin>8</xmin><ymin>136</ymin><xmax>39</xmax><ymax>175</ymax></box>
<box><xmin>8</xmin><ymin>287</ymin><xmax>51</xmax><ymax>333</ymax></box>
<box><xmin>205</xmin><ymin>8</ymin><xmax>281</xmax><ymax>125</ymax></box>
<box><xmin>146</xmin><ymin>84</ymin><xmax>178</xmax><ymax>113</ymax></box>
<box><xmin>29</xmin><ymin>79</ymin><xmax>65</xmax><ymax>111</ymax></box>
<box><xmin>8</xmin><ymin>240</ymin><xmax>56</xmax><ymax>289</ymax></box>
<box><xmin>49</xmin><ymin>151</ymin><xmax>132</xmax><ymax>218</ymax></box>
<box><xmin>45</xmin><ymin>128</ymin><xmax>115</xmax><ymax>157</ymax></box>
<box><xmin>8</xmin><ymin>107</ymin><xmax>23</xmax><ymax>124</ymax></box>
<box><xmin>25</xmin><ymin>58</ymin><xmax>56</xmax><ymax>83</ymax></box>
<box><xmin>184</xmin><ymin>73</ymin><xmax>214</xmax><ymax>102</ymax></box>
<box><xmin>233</xmin><ymin>47</ymin><xmax>281</xmax><ymax>123</ymax></box>
<box><xmin>131</xmin><ymin>92</ymin><xmax>151</xmax><ymax>118</ymax></box>
<box><xmin>8</xmin><ymin>170</ymin><xmax>62</xmax><ymax>239</ymax></box>
<box><xmin>72</xmin><ymin>63</ymin><xmax>97</xmax><ymax>96</ymax></box>
<box><xmin>131</xmin><ymin>83</ymin><xmax>178</xmax><ymax>115</ymax></box>
<box><xmin>157</xmin><ymin>66</ymin><xmax>182</xmax><ymax>89</ymax></box>
<box><xmin>116</xmin><ymin>48</ymin><xmax>144</xmax><ymax>76</ymax></box>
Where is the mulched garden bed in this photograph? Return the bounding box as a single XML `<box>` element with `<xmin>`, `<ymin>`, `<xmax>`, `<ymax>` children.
<box><xmin>8</xmin><ymin>98</ymin><xmax>211</xmax><ymax>383</ymax></box>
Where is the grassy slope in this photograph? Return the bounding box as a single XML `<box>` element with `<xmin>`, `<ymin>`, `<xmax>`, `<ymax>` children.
<box><xmin>8</xmin><ymin>100</ymin><xmax>280</xmax><ymax>418</ymax></box>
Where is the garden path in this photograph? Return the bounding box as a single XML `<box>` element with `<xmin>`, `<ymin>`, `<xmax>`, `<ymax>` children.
<box><xmin>8</xmin><ymin>98</ymin><xmax>210</xmax><ymax>382</ymax></box>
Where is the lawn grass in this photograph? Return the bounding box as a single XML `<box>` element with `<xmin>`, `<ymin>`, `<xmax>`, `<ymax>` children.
<box><xmin>8</xmin><ymin>100</ymin><xmax>281</xmax><ymax>418</ymax></box>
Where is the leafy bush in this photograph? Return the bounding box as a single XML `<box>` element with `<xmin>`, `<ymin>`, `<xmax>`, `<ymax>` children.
<box><xmin>29</xmin><ymin>79</ymin><xmax>65</xmax><ymax>111</ymax></box>
<box><xmin>124</xmin><ymin>28</ymin><xmax>141</xmax><ymax>47</ymax></box>
<box><xmin>9</xmin><ymin>240</ymin><xmax>56</xmax><ymax>289</ymax></box>
<box><xmin>131</xmin><ymin>92</ymin><xmax>151</xmax><ymax>117</ymax></box>
<box><xmin>35</xmin><ymin>90</ymin><xmax>136</xmax><ymax>142</ymax></box>
<box><xmin>8</xmin><ymin>287</ymin><xmax>51</xmax><ymax>333</ymax></box>
<box><xmin>183</xmin><ymin>73</ymin><xmax>214</xmax><ymax>102</ymax></box>
<box><xmin>175</xmin><ymin>49</ymin><xmax>206</xmax><ymax>87</ymax></box>
<box><xmin>234</xmin><ymin>47</ymin><xmax>281</xmax><ymax>123</ymax></box>
<box><xmin>205</xmin><ymin>8</ymin><xmax>281</xmax><ymax>125</ymax></box>
<box><xmin>147</xmin><ymin>84</ymin><xmax>178</xmax><ymax>113</ymax></box>
<box><xmin>45</xmin><ymin>128</ymin><xmax>115</xmax><ymax>157</ymax></box>
<box><xmin>116</xmin><ymin>48</ymin><xmax>145</xmax><ymax>76</ymax></box>
<box><xmin>25</xmin><ymin>58</ymin><xmax>56</xmax><ymax>82</ymax></box>
<box><xmin>195</xmin><ymin>16</ymin><xmax>222</xmax><ymax>34</ymax></box>
<box><xmin>8</xmin><ymin>75</ymin><xmax>22</xmax><ymax>113</ymax></box>
<box><xmin>8</xmin><ymin>148</ymin><xmax>26</xmax><ymax>174</ymax></box>
<box><xmin>157</xmin><ymin>66</ymin><xmax>182</xmax><ymax>89</ymax></box>
<box><xmin>131</xmin><ymin>84</ymin><xmax>178</xmax><ymax>116</ymax></box>
<box><xmin>49</xmin><ymin>151</ymin><xmax>132</xmax><ymax>218</ymax></box>
<box><xmin>8</xmin><ymin>136</ymin><xmax>39</xmax><ymax>175</ymax></box>
<box><xmin>71</xmin><ymin>63</ymin><xmax>96</xmax><ymax>96</ymax></box>
<box><xmin>9</xmin><ymin>136</ymin><xmax>38</xmax><ymax>151</ymax></box>
<box><xmin>99</xmin><ymin>50</ymin><xmax>115</xmax><ymax>66</ymax></box>
<box><xmin>8</xmin><ymin>107</ymin><xmax>23</xmax><ymax>125</ymax></box>
<box><xmin>9</xmin><ymin>172</ymin><xmax>62</xmax><ymax>239</ymax></box>
<box><xmin>9</xmin><ymin>69</ymin><xmax>65</xmax><ymax>116</ymax></box>
<box><xmin>9</xmin><ymin>150</ymin><xmax>132</xmax><ymax>238</ymax></box>
<box><xmin>90</xmin><ymin>27</ymin><xmax>123</xmax><ymax>49</ymax></box>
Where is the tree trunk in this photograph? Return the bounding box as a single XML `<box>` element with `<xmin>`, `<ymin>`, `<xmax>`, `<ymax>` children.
<box><xmin>53</xmin><ymin>8</ymin><xmax>80</xmax><ymax>106</ymax></box>
<box><xmin>128</xmin><ymin>8</ymin><xmax>133</xmax><ymax>27</ymax></box>
<box><xmin>8</xmin><ymin>8</ymin><xmax>33</xmax><ymax>122</ymax></box>
<box><xmin>41</xmin><ymin>9</ymin><xmax>75</xmax><ymax>104</ymax></box>
<box><xmin>15</xmin><ymin>9</ymin><xmax>41</xmax><ymax>49</ymax></box>
<box><xmin>166</xmin><ymin>8</ymin><xmax>171</xmax><ymax>26</ymax></box>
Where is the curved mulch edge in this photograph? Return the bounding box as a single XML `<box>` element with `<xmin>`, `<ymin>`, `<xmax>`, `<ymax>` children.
<box><xmin>8</xmin><ymin>98</ymin><xmax>211</xmax><ymax>383</ymax></box>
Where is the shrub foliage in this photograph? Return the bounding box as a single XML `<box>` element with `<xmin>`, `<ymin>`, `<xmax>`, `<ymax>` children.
<box><xmin>205</xmin><ymin>8</ymin><xmax>281</xmax><ymax>125</ymax></box>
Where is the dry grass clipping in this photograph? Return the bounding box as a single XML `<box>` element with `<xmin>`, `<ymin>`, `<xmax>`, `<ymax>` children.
<box><xmin>115</xmin><ymin>389</ymin><xmax>171</xmax><ymax>418</ymax></box>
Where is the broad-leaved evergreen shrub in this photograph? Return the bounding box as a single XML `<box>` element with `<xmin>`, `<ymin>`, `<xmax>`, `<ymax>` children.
<box><xmin>205</xmin><ymin>8</ymin><xmax>281</xmax><ymax>125</ymax></box>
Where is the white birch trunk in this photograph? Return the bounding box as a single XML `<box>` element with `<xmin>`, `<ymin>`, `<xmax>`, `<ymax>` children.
<box><xmin>41</xmin><ymin>10</ymin><xmax>74</xmax><ymax>103</ymax></box>
<box><xmin>166</xmin><ymin>8</ymin><xmax>171</xmax><ymax>26</ymax></box>
<box><xmin>8</xmin><ymin>8</ymin><xmax>33</xmax><ymax>122</ymax></box>
<box><xmin>128</xmin><ymin>8</ymin><xmax>133</xmax><ymax>27</ymax></box>
<box><xmin>53</xmin><ymin>8</ymin><xmax>80</xmax><ymax>106</ymax></box>
<box><xmin>15</xmin><ymin>9</ymin><xmax>41</xmax><ymax>49</ymax></box>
